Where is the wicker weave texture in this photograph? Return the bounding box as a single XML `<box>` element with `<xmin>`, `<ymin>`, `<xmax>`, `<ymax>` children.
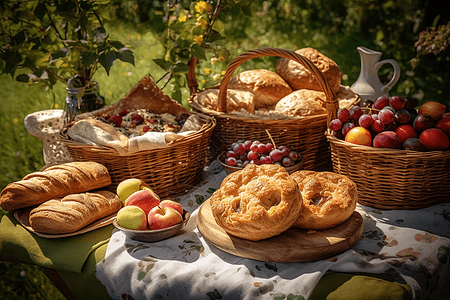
<box><xmin>327</xmin><ymin>133</ymin><xmax>450</xmax><ymax>209</ymax></box>
<box><xmin>60</xmin><ymin>112</ymin><xmax>215</xmax><ymax>198</ymax></box>
<box><xmin>189</xmin><ymin>47</ymin><xmax>340</xmax><ymax>171</ymax></box>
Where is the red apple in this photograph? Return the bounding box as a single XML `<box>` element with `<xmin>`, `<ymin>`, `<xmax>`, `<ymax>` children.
<box><xmin>148</xmin><ymin>206</ymin><xmax>183</xmax><ymax>230</ymax></box>
<box><xmin>418</xmin><ymin>101</ymin><xmax>446</xmax><ymax>121</ymax></box>
<box><xmin>116</xmin><ymin>178</ymin><xmax>153</xmax><ymax>205</ymax></box>
<box><xmin>419</xmin><ymin>128</ymin><xmax>450</xmax><ymax>151</ymax></box>
<box><xmin>125</xmin><ymin>189</ymin><xmax>160</xmax><ymax>216</ymax></box>
<box><xmin>159</xmin><ymin>199</ymin><xmax>183</xmax><ymax>216</ymax></box>
<box><xmin>435</xmin><ymin>117</ymin><xmax>450</xmax><ymax>137</ymax></box>
<box><xmin>394</xmin><ymin>124</ymin><xmax>418</xmax><ymax>144</ymax></box>
<box><xmin>373</xmin><ymin>131</ymin><xmax>402</xmax><ymax>149</ymax></box>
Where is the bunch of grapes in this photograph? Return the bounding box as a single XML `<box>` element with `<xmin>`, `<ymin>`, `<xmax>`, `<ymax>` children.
<box><xmin>330</xmin><ymin>96</ymin><xmax>419</xmax><ymax>139</ymax></box>
<box><xmin>224</xmin><ymin>140</ymin><xmax>302</xmax><ymax>168</ymax></box>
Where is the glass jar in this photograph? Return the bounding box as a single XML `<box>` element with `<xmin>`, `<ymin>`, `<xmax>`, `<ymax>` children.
<box><xmin>64</xmin><ymin>80</ymin><xmax>105</xmax><ymax>123</ymax></box>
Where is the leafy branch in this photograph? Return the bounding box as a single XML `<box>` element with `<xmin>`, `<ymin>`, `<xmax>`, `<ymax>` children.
<box><xmin>0</xmin><ymin>0</ymin><xmax>135</xmax><ymax>90</ymax></box>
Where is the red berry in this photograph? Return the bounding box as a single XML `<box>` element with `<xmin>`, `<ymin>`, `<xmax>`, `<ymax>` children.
<box><xmin>349</xmin><ymin>106</ymin><xmax>363</xmax><ymax>121</ymax></box>
<box><xmin>389</xmin><ymin>96</ymin><xmax>406</xmax><ymax>110</ymax></box>
<box><xmin>359</xmin><ymin>114</ymin><xmax>373</xmax><ymax>128</ymax></box>
<box><xmin>226</xmin><ymin>150</ymin><xmax>238</xmax><ymax>159</ymax></box>
<box><xmin>269</xmin><ymin>149</ymin><xmax>283</xmax><ymax>162</ymax></box>
<box><xmin>338</xmin><ymin>108</ymin><xmax>351</xmax><ymax>123</ymax></box>
<box><xmin>265</xmin><ymin>143</ymin><xmax>274</xmax><ymax>153</ymax></box>
<box><xmin>257</xmin><ymin>143</ymin><xmax>267</xmax><ymax>154</ymax></box>
<box><xmin>110</xmin><ymin>114</ymin><xmax>122</xmax><ymax>127</ymax></box>
<box><xmin>233</xmin><ymin>143</ymin><xmax>245</xmax><ymax>155</ymax></box>
<box><xmin>243</xmin><ymin>140</ymin><xmax>253</xmax><ymax>151</ymax></box>
<box><xmin>225</xmin><ymin>157</ymin><xmax>237</xmax><ymax>166</ymax></box>
<box><xmin>260</xmin><ymin>155</ymin><xmax>272</xmax><ymax>164</ymax></box>
<box><xmin>329</xmin><ymin>119</ymin><xmax>343</xmax><ymax>131</ymax></box>
<box><xmin>247</xmin><ymin>150</ymin><xmax>259</xmax><ymax>161</ymax></box>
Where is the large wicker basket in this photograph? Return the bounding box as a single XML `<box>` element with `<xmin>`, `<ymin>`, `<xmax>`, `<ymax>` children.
<box><xmin>326</xmin><ymin>117</ymin><xmax>450</xmax><ymax>210</ymax></box>
<box><xmin>59</xmin><ymin>76</ymin><xmax>216</xmax><ymax>199</ymax></box>
<box><xmin>189</xmin><ymin>47</ymin><xmax>344</xmax><ymax>171</ymax></box>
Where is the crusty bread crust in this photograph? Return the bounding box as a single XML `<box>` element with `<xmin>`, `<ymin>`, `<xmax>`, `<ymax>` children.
<box><xmin>29</xmin><ymin>190</ymin><xmax>122</xmax><ymax>234</ymax></box>
<box><xmin>0</xmin><ymin>162</ymin><xmax>111</xmax><ymax>211</ymax></box>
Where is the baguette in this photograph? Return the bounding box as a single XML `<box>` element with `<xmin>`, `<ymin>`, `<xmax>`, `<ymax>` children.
<box><xmin>29</xmin><ymin>190</ymin><xmax>122</xmax><ymax>234</ymax></box>
<box><xmin>0</xmin><ymin>162</ymin><xmax>111</xmax><ymax>211</ymax></box>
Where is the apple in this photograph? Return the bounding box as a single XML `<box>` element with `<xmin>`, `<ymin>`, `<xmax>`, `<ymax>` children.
<box><xmin>148</xmin><ymin>206</ymin><xmax>183</xmax><ymax>230</ymax></box>
<box><xmin>418</xmin><ymin>101</ymin><xmax>446</xmax><ymax>121</ymax></box>
<box><xmin>435</xmin><ymin>117</ymin><xmax>450</xmax><ymax>137</ymax></box>
<box><xmin>159</xmin><ymin>199</ymin><xmax>183</xmax><ymax>216</ymax></box>
<box><xmin>116</xmin><ymin>178</ymin><xmax>153</xmax><ymax>205</ymax></box>
<box><xmin>125</xmin><ymin>189</ymin><xmax>160</xmax><ymax>216</ymax></box>
<box><xmin>116</xmin><ymin>206</ymin><xmax>147</xmax><ymax>230</ymax></box>
<box><xmin>419</xmin><ymin>128</ymin><xmax>449</xmax><ymax>151</ymax></box>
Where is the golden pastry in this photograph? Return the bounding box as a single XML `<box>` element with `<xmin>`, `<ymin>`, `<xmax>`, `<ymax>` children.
<box><xmin>210</xmin><ymin>164</ymin><xmax>302</xmax><ymax>241</ymax></box>
<box><xmin>291</xmin><ymin>170</ymin><xmax>358</xmax><ymax>230</ymax></box>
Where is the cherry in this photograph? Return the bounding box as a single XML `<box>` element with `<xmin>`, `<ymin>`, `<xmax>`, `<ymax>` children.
<box><xmin>269</xmin><ymin>149</ymin><xmax>283</xmax><ymax>162</ymax></box>
<box><xmin>110</xmin><ymin>114</ymin><xmax>122</xmax><ymax>127</ymax></box>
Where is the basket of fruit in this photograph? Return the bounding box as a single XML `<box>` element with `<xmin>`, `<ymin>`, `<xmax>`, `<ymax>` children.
<box><xmin>326</xmin><ymin>95</ymin><xmax>450</xmax><ymax>210</ymax></box>
<box><xmin>60</xmin><ymin>76</ymin><xmax>216</xmax><ymax>198</ymax></box>
<box><xmin>188</xmin><ymin>47</ymin><xmax>360</xmax><ymax>171</ymax></box>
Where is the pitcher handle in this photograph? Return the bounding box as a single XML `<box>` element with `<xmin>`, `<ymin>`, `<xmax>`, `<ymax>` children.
<box><xmin>375</xmin><ymin>59</ymin><xmax>401</xmax><ymax>94</ymax></box>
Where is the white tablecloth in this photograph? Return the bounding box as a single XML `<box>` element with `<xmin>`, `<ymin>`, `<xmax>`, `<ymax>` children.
<box><xmin>96</xmin><ymin>162</ymin><xmax>450</xmax><ymax>300</ymax></box>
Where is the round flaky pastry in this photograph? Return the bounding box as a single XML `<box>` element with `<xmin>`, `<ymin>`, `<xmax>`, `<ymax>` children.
<box><xmin>209</xmin><ymin>164</ymin><xmax>302</xmax><ymax>241</ymax></box>
<box><xmin>291</xmin><ymin>171</ymin><xmax>358</xmax><ymax>230</ymax></box>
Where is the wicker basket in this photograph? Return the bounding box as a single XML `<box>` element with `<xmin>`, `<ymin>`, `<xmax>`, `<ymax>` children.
<box><xmin>59</xmin><ymin>75</ymin><xmax>216</xmax><ymax>199</ymax></box>
<box><xmin>326</xmin><ymin>117</ymin><xmax>450</xmax><ymax>210</ymax></box>
<box><xmin>60</xmin><ymin>111</ymin><xmax>215</xmax><ymax>198</ymax></box>
<box><xmin>189</xmin><ymin>47</ymin><xmax>343</xmax><ymax>171</ymax></box>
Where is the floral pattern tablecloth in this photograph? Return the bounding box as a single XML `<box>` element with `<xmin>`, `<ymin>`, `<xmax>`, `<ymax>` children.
<box><xmin>96</xmin><ymin>162</ymin><xmax>450</xmax><ymax>300</ymax></box>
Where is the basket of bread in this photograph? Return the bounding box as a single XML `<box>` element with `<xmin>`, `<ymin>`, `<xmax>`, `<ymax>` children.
<box><xmin>196</xmin><ymin>164</ymin><xmax>363</xmax><ymax>262</ymax></box>
<box><xmin>59</xmin><ymin>76</ymin><xmax>216</xmax><ymax>198</ymax></box>
<box><xmin>188</xmin><ymin>47</ymin><xmax>359</xmax><ymax>171</ymax></box>
<box><xmin>0</xmin><ymin>162</ymin><xmax>122</xmax><ymax>237</ymax></box>
<box><xmin>326</xmin><ymin>94</ymin><xmax>450</xmax><ymax>210</ymax></box>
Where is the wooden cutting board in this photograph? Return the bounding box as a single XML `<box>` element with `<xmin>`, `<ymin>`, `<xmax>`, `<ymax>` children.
<box><xmin>197</xmin><ymin>199</ymin><xmax>364</xmax><ymax>262</ymax></box>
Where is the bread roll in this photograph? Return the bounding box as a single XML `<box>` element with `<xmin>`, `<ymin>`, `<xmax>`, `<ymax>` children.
<box><xmin>228</xmin><ymin>69</ymin><xmax>293</xmax><ymax>108</ymax></box>
<box><xmin>210</xmin><ymin>164</ymin><xmax>302</xmax><ymax>241</ymax></box>
<box><xmin>29</xmin><ymin>190</ymin><xmax>122</xmax><ymax>234</ymax></box>
<box><xmin>196</xmin><ymin>88</ymin><xmax>256</xmax><ymax>113</ymax></box>
<box><xmin>291</xmin><ymin>171</ymin><xmax>358</xmax><ymax>230</ymax></box>
<box><xmin>275</xmin><ymin>89</ymin><xmax>327</xmax><ymax>117</ymax></box>
<box><xmin>276</xmin><ymin>47</ymin><xmax>341</xmax><ymax>93</ymax></box>
<box><xmin>0</xmin><ymin>162</ymin><xmax>111</xmax><ymax>211</ymax></box>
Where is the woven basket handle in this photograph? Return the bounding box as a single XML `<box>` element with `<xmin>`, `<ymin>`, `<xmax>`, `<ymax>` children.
<box><xmin>217</xmin><ymin>47</ymin><xmax>338</xmax><ymax>124</ymax></box>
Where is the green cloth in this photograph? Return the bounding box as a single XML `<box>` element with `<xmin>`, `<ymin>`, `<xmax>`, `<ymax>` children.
<box><xmin>309</xmin><ymin>272</ymin><xmax>412</xmax><ymax>300</ymax></box>
<box><xmin>0</xmin><ymin>208</ymin><xmax>113</xmax><ymax>273</ymax></box>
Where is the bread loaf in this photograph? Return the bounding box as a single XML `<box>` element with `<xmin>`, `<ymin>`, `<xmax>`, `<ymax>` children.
<box><xmin>0</xmin><ymin>162</ymin><xmax>111</xmax><ymax>211</ymax></box>
<box><xmin>275</xmin><ymin>89</ymin><xmax>327</xmax><ymax>117</ymax></box>
<box><xmin>29</xmin><ymin>190</ymin><xmax>122</xmax><ymax>234</ymax></box>
<box><xmin>276</xmin><ymin>47</ymin><xmax>341</xmax><ymax>93</ymax></box>
<box><xmin>228</xmin><ymin>69</ymin><xmax>293</xmax><ymax>108</ymax></box>
<box><xmin>196</xmin><ymin>88</ymin><xmax>256</xmax><ymax>113</ymax></box>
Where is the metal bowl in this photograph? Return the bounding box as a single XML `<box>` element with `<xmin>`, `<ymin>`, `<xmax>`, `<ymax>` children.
<box><xmin>217</xmin><ymin>152</ymin><xmax>304</xmax><ymax>175</ymax></box>
<box><xmin>112</xmin><ymin>210</ymin><xmax>190</xmax><ymax>243</ymax></box>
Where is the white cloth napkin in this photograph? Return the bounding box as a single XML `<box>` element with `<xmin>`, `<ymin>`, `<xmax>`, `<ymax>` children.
<box><xmin>96</xmin><ymin>163</ymin><xmax>450</xmax><ymax>300</ymax></box>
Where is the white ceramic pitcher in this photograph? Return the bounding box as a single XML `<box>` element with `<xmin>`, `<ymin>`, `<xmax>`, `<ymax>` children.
<box><xmin>350</xmin><ymin>46</ymin><xmax>401</xmax><ymax>101</ymax></box>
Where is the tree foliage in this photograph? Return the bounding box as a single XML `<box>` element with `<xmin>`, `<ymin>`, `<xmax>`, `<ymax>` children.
<box><xmin>0</xmin><ymin>0</ymin><xmax>135</xmax><ymax>90</ymax></box>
